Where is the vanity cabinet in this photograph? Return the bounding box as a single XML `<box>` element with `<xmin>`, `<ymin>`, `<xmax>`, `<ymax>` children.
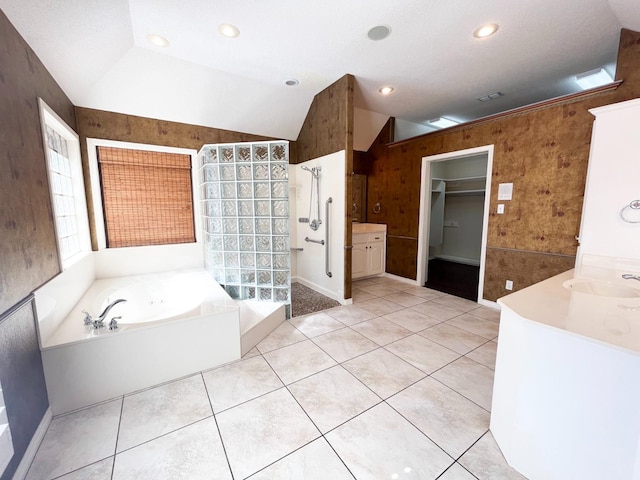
<box><xmin>352</xmin><ymin>231</ymin><xmax>386</xmax><ymax>279</ymax></box>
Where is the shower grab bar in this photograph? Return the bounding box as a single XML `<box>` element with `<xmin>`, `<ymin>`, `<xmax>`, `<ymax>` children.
<box><xmin>305</xmin><ymin>237</ymin><xmax>325</xmax><ymax>245</ymax></box>
<box><xmin>325</xmin><ymin>197</ymin><xmax>333</xmax><ymax>278</ymax></box>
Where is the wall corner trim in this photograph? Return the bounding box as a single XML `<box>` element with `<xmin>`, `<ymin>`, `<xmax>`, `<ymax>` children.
<box><xmin>11</xmin><ymin>407</ymin><xmax>51</xmax><ymax>480</ymax></box>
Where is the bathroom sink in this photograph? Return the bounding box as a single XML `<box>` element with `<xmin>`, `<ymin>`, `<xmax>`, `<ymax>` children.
<box><xmin>563</xmin><ymin>279</ymin><xmax>640</xmax><ymax>298</ymax></box>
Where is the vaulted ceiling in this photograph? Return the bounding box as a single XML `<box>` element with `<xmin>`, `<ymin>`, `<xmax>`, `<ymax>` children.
<box><xmin>2</xmin><ymin>0</ymin><xmax>639</xmax><ymax>140</ymax></box>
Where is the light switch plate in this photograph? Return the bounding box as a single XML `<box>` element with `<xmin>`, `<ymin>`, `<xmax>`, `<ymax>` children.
<box><xmin>505</xmin><ymin>280</ymin><xmax>513</xmax><ymax>290</ymax></box>
<box><xmin>497</xmin><ymin>204</ymin><xmax>505</xmax><ymax>214</ymax></box>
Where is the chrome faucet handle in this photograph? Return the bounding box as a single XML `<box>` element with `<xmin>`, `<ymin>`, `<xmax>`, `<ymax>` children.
<box><xmin>108</xmin><ymin>316</ymin><xmax>121</xmax><ymax>331</ymax></box>
<box><xmin>82</xmin><ymin>310</ymin><xmax>93</xmax><ymax>326</ymax></box>
<box><xmin>622</xmin><ymin>274</ymin><xmax>640</xmax><ymax>281</ymax></box>
<box><xmin>93</xmin><ymin>318</ymin><xmax>105</xmax><ymax>329</ymax></box>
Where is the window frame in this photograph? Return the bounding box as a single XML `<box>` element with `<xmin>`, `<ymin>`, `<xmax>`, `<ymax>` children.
<box><xmin>86</xmin><ymin>139</ymin><xmax>201</xmax><ymax>250</ymax></box>
<box><xmin>38</xmin><ymin>98</ymin><xmax>91</xmax><ymax>270</ymax></box>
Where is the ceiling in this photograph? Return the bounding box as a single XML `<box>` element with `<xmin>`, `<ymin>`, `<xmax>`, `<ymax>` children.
<box><xmin>2</xmin><ymin>0</ymin><xmax>639</xmax><ymax>141</ymax></box>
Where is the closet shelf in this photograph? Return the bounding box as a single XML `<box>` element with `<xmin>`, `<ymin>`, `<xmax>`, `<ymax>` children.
<box><xmin>445</xmin><ymin>189</ymin><xmax>485</xmax><ymax>196</ymax></box>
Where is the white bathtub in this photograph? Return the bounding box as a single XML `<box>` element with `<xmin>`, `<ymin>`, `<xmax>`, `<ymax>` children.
<box><xmin>38</xmin><ymin>269</ymin><xmax>284</xmax><ymax>415</ymax></box>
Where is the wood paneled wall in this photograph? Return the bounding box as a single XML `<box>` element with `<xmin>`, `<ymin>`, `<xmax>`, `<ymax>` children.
<box><xmin>366</xmin><ymin>28</ymin><xmax>640</xmax><ymax>300</ymax></box>
<box><xmin>0</xmin><ymin>9</ymin><xmax>74</xmax><ymax>478</ymax></box>
<box><xmin>294</xmin><ymin>74</ymin><xmax>355</xmax><ymax>298</ymax></box>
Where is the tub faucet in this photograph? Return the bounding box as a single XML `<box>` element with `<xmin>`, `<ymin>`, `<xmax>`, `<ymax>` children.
<box><xmin>622</xmin><ymin>274</ymin><xmax>640</xmax><ymax>282</ymax></box>
<box><xmin>82</xmin><ymin>299</ymin><xmax>127</xmax><ymax>329</ymax></box>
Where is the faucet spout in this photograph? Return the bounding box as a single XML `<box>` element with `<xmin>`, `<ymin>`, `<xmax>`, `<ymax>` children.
<box><xmin>622</xmin><ymin>274</ymin><xmax>640</xmax><ymax>282</ymax></box>
<box><xmin>97</xmin><ymin>298</ymin><xmax>127</xmax><ymax>322</ymax></box>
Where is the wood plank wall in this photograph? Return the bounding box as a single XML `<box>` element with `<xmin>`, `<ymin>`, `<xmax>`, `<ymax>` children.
<box><xmin>294</xmin><ymin>74</ymin><xmax>355</xmax><ymax>298</ymax></box>
<box><xmin>75</xmin><ymin>107</ymin><xmax>274</xmax><ymax>250</ymax></box>
<box><xmin>366</xmin><ymin>28</ymin><xmax>640</xmax><ymax>301</ymax></box>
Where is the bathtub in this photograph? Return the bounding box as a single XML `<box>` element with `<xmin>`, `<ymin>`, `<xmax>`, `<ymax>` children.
<box><xmin>37</xmin><ymin>269</ymin><xmax>284</xmax><ymax>415</ymax></box>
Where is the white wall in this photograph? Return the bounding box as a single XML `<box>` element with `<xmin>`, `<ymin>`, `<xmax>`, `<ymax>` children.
<box><xmin>291</xmin><ymin>152</ymin><xmax>346</xmax><ymax>302</ymax></box>
<box><xmin>353</xmin><ymin>108</ymin><xmax>390</xmax><ymax>152</ymax></box>
<box><xmin>394</xmin><ymin>118</ymin><xmax>436</xmax><ymax>142</ymax></box>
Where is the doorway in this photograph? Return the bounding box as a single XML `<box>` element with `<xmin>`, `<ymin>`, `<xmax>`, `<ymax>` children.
<box><xmin>416</xmin><ymin>146</ymin><xmax>493</xmax><ymax>303</ymax></box>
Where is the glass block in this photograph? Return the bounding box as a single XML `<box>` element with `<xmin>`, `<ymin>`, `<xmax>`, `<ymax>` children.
<box><xmin>239</xmin><ymin>218</ymin><xmax>254</xmax><ymax>234</ymax></box>
<box><xmin>254</xmin><ymin>145</ymin><xmax>268</xmax><ymax>162</ymax></box>
<box><xmin>274</xmin><ymin>270</ymin><xmax>289</xmax><ymax>286</ymax></box>
<box><xmin>271</xmin><ymin>144</ymin><xmax>287</xmax><ymax>161</ymax></box>
<box><xmin>254</xmin><ymin>182</ymin><xmax>270</xmax><ymax>198</ymax></box>
<box><xmin>241</xmin><ymin>270</ymin><xmax>256</xmax><ymax>284</ymax></box>
<box><xmin>203</xmin><ymin>147</ymin><xmax>218</xmax><ymax>164</ymax></box>
<box><xmin>253</xmin><ymin>164</ymin><xmax>269</xmax><ymax>180</ymax></box>
<box><xmin>210</xmin><ymin>235</ymin><xmax>223</xmax><ymax>251</ymax></box>
<box><xmin>271</xmin><ymin>181</ymin><xmax>288</xmax><ymax>198</ymax></box>
<box><xmin>237</xmin><ymin>164</ymin><xmax>252</xmax><ymax>181</ymax></box>
<box><xmin>273</xmin><ymin>236</ymin><xmax>289</xmax><ymax>252</ymax></box>
<box><xmin>222</xmin><ymin>200</ymin><xmax>236</xmax><ymax>216</ymax></box>
<box><xmin>256</xmin><ymin>236</ymin><xmax>271</xmax><ymax>252</ymax></box>
<box><xmin>223</xmin><ymin>235</ymin><xmax>238</xmax><ymax>251</ymax></box>
<box><xmin>237</xmin><ymin>182</ymin><xmax>253</xmax><ymax>198</ymax></box>
<box><xmin>237</xmin><ymin>146</ymin><xmax>251</xmax><ymax>162</ymax></box>
<box><xmin>220</xmin><ymin>165</ymin><xmax>235</xmax><ymax>181</ymax></box>
<box><xmin>225</xmin><ymin>269</ymin><xmax>240</xmax><ymax>283</ymax></box>
<box><xmin>255</xmin><ymin>200</ymin><xmax>270</xmax><ymax>216</ymax></box>
<box><xmin>205</xmin><ymin>233</ymin><xmax>219</xmax><ymax>250</ymax></box>
<box><xmin>271</xmin><ymin>163</ymin><xmax>288</xmax><ymax>180</ymax></box>
<box><xmin>272</xmin><ymin>218</ymin><xmax>288</xmax><ymax>235</ymax></box>
<box><xmin>221</xmin><ymin>147</ymin><xmax>235</xmax><ymax>163</ymax></box>
<box><xmin>239</xmin><ymin>235</ymin><xmax>254</xmax><ymax>251</ymax></box>
<box><xmin>210</xmin><ymin>268</ymin><xmax>224</xmax><ymax>283</ymax></box>
<box><xmin>205</xmin><ymin>200</ymin><xmax>221</xmax><ymax>217</ymax></box>
<box><xmin>257</xmin><ymin>271</ymin><xmax>272</xmax><ymax>285</ymax></box>
<box><xmin>223</xmin><ymin>218</ymin><xmax>238</xmax><ymax>234</ymax></box>
<box><xmin>206</xmin><ymin>218</ymin><xmax>222</xmax><ymax>234</ymax></box>
<box><xmin>203</xmin><ymin>164</ymin><xmax>219</xmax><ymax>182</ymax></box>
<box><xmin>240</xmin><ymin>252</ymin><xmax>255</xmax><ymax>267</ymax></box>
<box><xmin>275</xmin><ymin>288</ymin><xmax>290</xmax><ymax>302</ymax></box>
<box><xmin>211</xmin><ymin>251</ymin><xmax>224</xmax><ymax>266</ymax></box>
<box><xmin>224</xmin><ymin>252</ymin><xmax>239</xmax><ymax>267</ymax></box>
<box><xmin>242</xmin><ymin>286</ymin><xmax>256</xmax><ymax>299</ymax></box>
<box><xmin>221</xmin><ymin>182</ymin><xmax>236</xmax><ymax>198</ymax></box>
<box><xmin>271</xmin><ymin>200</ymin><xmax>289</xmax><ymax>217</ymax></box>
<box><xmin>259</xmin><ymin>288</ymin><xmax>273</xmax><ymax>301</ymax></box>
<box><xmin>257</xmin><ymin>253</ymin><xmax>271</xmax><ymax>268</ymax></box>
<box><xmin>238</xmin><ymin>200</ymin><xmax>253</xmax><ymax>216</ymax></box>
<box><xmin>255</xmin><ymin>218</ymin><xmax>271</xmax><ymax>234</ymax></box>
<box><xmin>225</xmin><ymin>285</ymin><xmax>240</xmax><ymax>299</ymax></box>
<box><xmin>204</xmin><ymin>183</ymin><xmax>220</xmax><ymax>199</ymax></box>
<box><xmin>273</xmin><ymin>254</ymin><xmax>289</xmax><ymax>269</ymax></box>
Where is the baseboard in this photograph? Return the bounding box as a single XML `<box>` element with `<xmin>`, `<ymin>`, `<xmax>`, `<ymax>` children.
<box><xmin>12</xmin><ymin>407</ymin><xmax>51</xmax><ymax>480</ymax></box>
<box><xmin>292</xmin><ymin>277</ymin><xmax>345</xmax><ymax>304</ymax></box>
<box><xmin>478</xmin><ymin>298</ymin><xmax>501</xmax><ymax>310</ymax></box>
<box><xmin>382</xmin><ymin>272</ymin><xmax>419</xmax><ymax>286</ymax></box>
<box><xmin>432</xmin><ymin>254</ymin><xmax>481</xmax><ymax>267</ymax></box>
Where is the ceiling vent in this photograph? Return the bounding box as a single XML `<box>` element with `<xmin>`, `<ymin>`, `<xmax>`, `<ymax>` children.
<box><xmin>478</xmin><ymin>92</ymin><xmax>504</xmax><ymax>102</ymax></box>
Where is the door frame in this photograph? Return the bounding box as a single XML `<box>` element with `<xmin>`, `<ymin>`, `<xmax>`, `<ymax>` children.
<box><xmin>416</xmin><ymin>145</ymin><xmax>494</xmax><ymax>304</ymax></box>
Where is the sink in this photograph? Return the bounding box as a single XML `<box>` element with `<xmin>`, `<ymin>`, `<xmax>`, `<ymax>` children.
<box><xmin>563</xmin><ymin>279</ymin><xmax>640</xmax><ymax>298</ymax></box>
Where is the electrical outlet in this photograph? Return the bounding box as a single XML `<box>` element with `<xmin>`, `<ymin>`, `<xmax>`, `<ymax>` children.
<box><xmin>505</xmin><ymin>280</ymin><xmax>513</xmax><ymax>290</ymax></box>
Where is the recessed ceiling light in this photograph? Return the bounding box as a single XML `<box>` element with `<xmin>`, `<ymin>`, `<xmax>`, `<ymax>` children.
<box><xmin>285</xmin><ymin>78</ymin><xmax>299</xmax><ymax>86</ymax></box>
<box><xmin>473</xmin><ymin>24</ymin><xmax>499</xmax><ymax>38</ymax></box>
<box><xmin>574</xmin><ymin>68</ymin><xmax>614</xmax><ymax>90</ymax></box>
<box><xmin>145</xmin><ymin>34</ymin><xmax>169</xmax><ymax>47</ymax></box>
<box><xmin>428</xmin><ymin>117</ymin><xmax>459</xmax><ymax>129</ymax></box>
<box><xmin>218</xmin><ymin>23</ymin><xmax>240</xmax><ymax>38</ymax></box>
<box><xmin>379</xmin><ymin>86</ymin><xmax>394</xmax><ymax>95</ymax></box>
<box><xmin>368</xmin><ymin>25</ymin><xmax>391</xmax><ymax>41</ymax></box>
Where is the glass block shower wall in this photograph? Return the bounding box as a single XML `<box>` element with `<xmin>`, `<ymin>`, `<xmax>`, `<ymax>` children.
<box><xmin>198</xmin><ymin>142</ymin><xmax>290</xmax><ymax>308</ymax></box>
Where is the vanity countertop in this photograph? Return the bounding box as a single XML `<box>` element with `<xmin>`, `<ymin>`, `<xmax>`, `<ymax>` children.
<box><xmin>352</xmin><ymin>223</ymin><xmax>387</xmax><ymax>234</ymax></box>
<box><xmin>498</xmin><ymin>268</ymin><xmax>640</xmax><ymax>355</ymax></box>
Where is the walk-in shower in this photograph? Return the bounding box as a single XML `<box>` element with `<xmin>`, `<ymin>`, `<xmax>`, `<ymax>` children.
<box><xmin>300</xmin><ymin>165</ymin><xmax>322</xmax><ymax>231</ymax></box>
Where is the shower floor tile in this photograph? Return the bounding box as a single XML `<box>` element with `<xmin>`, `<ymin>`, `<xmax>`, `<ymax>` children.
<box><xmin>28</xmin><ymin>278</ymin><xmax>524</xmax><ymax>480</ymax></box>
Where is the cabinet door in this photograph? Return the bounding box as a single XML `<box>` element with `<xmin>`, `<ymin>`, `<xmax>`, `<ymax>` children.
<box><xmin>352</xmin><ymin>243</ymin><xmax>368</xmax><ymax>279</ymax></box>
<box><xmin>368</xmin><ymin>241</ymin><xmax>385</xmax><ymax>275</ymax></box>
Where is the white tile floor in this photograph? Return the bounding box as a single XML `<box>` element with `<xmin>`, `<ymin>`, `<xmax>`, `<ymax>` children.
<box><xmin>25</xmin><ymin>277</ymin><xmax>527</xmax><ymax>480</ymax></box>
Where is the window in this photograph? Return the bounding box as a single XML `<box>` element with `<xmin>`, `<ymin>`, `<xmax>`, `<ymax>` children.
<box><xmin>39</xmin><ymin>99</ymin><xmax>90</xmax><ymax>269</ymax></box>
<box><xmin>95</xmin><ymin>146</ymin><xmax>196</xmax><ymax>248</ymax></box>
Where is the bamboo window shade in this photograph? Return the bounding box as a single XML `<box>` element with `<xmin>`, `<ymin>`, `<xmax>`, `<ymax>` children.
<box><xmin>97</xmin><ymin>147</ymin><xmax>195</xmax><ymax>248</ymax></box>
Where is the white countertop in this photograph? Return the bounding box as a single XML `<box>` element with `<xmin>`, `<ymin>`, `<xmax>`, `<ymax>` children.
<box><xmin>352</xmin><ymin>223</ymin><xmax>387</xmax><ymax>234</ymax></box>
<box><xmin>498</xmin><ymin>269</ymin><xmax>640</xmax><ymax>355</ymax></box>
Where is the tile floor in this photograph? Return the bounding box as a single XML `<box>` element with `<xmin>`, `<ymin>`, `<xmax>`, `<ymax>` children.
<box><xmin>25</xmin><ymin>277</ymin><xmax>527</xmax><ymax>480</ymax></box>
